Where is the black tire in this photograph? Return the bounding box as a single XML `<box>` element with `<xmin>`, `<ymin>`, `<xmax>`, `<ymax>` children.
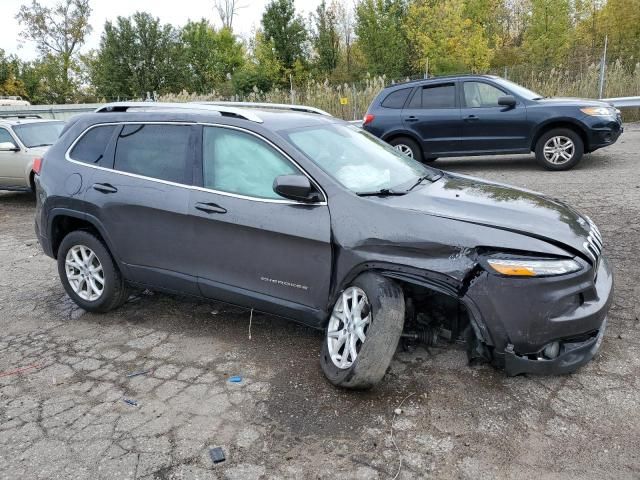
<box><xmin>320</xmin><ymin>273</ymin><xmax>405</xmax><ymax>390</ymax></box>
<box><xmin>534</xmin><ymin>128</ymin><xmax>584</xmax><ymax>171</ymax></box>
<box><xmin>389</xmin><ymin>136</ymin><xmax>424</xmax><ymax>162</ymax></box>
<box><xmin>57</xmin><ymin>230</ymin><xmax>129</xmax><ymax>313</ymax></box>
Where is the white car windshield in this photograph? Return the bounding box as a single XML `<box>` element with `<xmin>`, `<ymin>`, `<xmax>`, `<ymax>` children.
<box><xmin>281</xmin><ymin>123</ymin><xmax>438</xmax><ymax>194</ymax></box>
<box><xmin>13</xmin><ymin>121</ymin><xmax>64</xmax><ymax>148</ymax></box>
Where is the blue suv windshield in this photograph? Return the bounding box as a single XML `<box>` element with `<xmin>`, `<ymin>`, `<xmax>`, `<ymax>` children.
<box><xmin>281</xmin><ymin>123</ymin><xmax>439</xmax><ymax>194</ymax></box>
<box><xmin>493</xmin><ymin>78</ymin><xmax>543</xmax><ymax>100</ymax></box>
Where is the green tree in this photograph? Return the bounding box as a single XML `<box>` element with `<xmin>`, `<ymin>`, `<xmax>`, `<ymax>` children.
<box><xmin>91</xmin><ymin>12</ymin><xmax>185</xmax><ymax>99</ymax></box>
<box><xmin>354</xmin><ymin>0</ymin><xmax>409</xmax><ymax>78</ymax></box>
<box><xmin>182</xmin><ymin>19</ymin><xmax>245</xmax><ymax>94</ymax></box>
<box><xmin>406</xmin><ymin>0</ymin><xmax>493</xmax><ymax>74</ymax></box>
<box><xmin>310</xmin><ymin>1</ymin><xmax>340</xmax><ymax>75</ymax></box>
<box><xmin>232</xmin><ymin>31</ymin><xmax>283</xmax><ymax>95</ymax></box>
<box><xmin>16</xmin><ymin>0</ymin><xmax>91</xmax><ymax>102</ymax></box>
<box><xmin>522</xmin><ymin>0</ymin><xmax>573</xmax><ymax>67</ymax></box>
<box><xmin>262</xmin><ymin>0</ymin><xmax>308</xmax><ymax>71</ymax></box>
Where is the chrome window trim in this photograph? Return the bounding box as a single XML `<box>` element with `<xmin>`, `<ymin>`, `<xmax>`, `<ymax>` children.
<box><xmin>64</xmin><ymin>121</ymin><xmax>328</xmax><ymax>206</ymax></box>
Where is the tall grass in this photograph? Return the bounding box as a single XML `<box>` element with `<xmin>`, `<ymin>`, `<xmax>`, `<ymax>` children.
<box><xmin>160</xmin><ymin>61</ymin><xmax>640</xmax><ymax>121</ymax></box>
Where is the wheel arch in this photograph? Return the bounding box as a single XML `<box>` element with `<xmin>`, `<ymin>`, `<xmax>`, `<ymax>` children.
<box><xmin>329</xmin><ymin>262</ymin><xmax>493</xmax><ymax>346</ymax></box>
<box><xmin>530</xmin><ymin>119</ymin><xmax>589</xmax><ymax>152</ymax></box>
<box><xmin>381</xmin><ymin>129</ymin><xmax>422</xmax><ymax>147</ymax></box>
<box><xmin>48</xmin><ymin>209</ymin><xmax>118</xmax><ymax>261</ymax></box>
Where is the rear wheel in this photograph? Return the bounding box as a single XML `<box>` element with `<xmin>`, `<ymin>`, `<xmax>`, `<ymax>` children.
<box><xmin>535</xmin><ymin>128</ymin><xmax>584</xmax><ymax>170</ymax></box>
<box><xmin>320</xmin><ymin>273</ymin><xmax>405</xmax><ymax>389</ymax></box>
<box><xmin>389</xmin><ymin>137</ymin><xmax>424</xmax><ymax>162</ymax></box>
<box><xmin>57</xmin><ymin>230</ymin><xmax>129</xmax><ymax>313</ymax></box>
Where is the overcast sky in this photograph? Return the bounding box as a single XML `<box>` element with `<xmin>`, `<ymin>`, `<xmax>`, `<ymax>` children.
<box><xmin>1</xmin><ymin>0</ymin><xmax>324</xmax><ymax>60</ymax></box>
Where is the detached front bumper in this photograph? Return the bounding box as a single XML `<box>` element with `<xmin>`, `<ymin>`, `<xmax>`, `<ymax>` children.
<box><xmin>504</xmin><ymin>317</ymin><xmax>606</xmax><ymax>376</ymax></box>
<box><xmin>465</xmin><ymin>255</ymin><xmax>613</xmax><ymax>376</ymax></box>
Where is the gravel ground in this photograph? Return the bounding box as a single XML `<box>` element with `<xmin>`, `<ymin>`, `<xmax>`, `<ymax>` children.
<box><xmin>1</xmin><ymin>125</ymin><xmax>639</xmax><ymax>480</ymax></box>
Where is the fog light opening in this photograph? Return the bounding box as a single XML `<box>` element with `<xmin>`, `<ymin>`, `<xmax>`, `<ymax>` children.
<box><xmin>543</xmin><ymin>341</ymin><xmax>560</xmax><ymax>359</ymax></box>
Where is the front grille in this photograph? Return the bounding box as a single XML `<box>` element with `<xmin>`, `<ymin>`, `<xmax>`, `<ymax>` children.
<box><xmin>583</xmin><ymin>217</ymin><xmax>603</xmax><ymax>265</ymax></box>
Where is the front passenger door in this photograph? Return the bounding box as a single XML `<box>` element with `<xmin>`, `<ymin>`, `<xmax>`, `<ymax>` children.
<box><xmin>188</xmin><ymin>125</ymin><xmax>332</xmax><ymax>319</ymax></box>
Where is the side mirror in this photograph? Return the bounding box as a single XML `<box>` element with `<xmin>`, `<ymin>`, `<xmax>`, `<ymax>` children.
<box><xmin>273</xmin><ymin>174</ymin><xmax>321</xmax><ymax>203</ymax></box>
<box><xmin>0</xmin><ymin>141</ymin><xmax>19</xmax><ymax>152</ymax></box>
<box><xmin>498</xmin><ymin>95</ymin><xmax>517</xmax><ymax>108</ymax></box>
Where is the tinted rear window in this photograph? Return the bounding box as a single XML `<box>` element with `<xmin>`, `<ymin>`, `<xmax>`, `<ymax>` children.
<box><xmin>114</xmin><ymin>124</ymin><xmax>190</xmax><ymax>184</ymax></box>
<box><xmin>381</xmin><ymin>88</ymin><xmax>411</xmax><ymax>109</ymax></box>
<box><xmin>69</xmin><ymin>125</ymin><xmax>116</xmax><ymax>165</ymax></box>
<box><xmin>408</xmin><ymin>83</ymin><xmax>456</xmax><ymax>109</ymax></box>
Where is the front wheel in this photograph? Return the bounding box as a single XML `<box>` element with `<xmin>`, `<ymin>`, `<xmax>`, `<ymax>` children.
<box><xmin>535</xmin><ymin>128</ymin><xmax>584</xmax><ymax>170</ymax></box>
<box><xmin>320</xmin><ymin>273</ymin><xmax>405</xmax><ymax>389</ymax></box>
<box><xmin>57</xmin><ymin>230</ymin><xmax>129</xmax><ymax>313</ymax></box>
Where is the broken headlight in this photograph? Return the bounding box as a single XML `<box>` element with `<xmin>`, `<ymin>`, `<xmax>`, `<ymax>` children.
<box><xmin>487</xmin><ymin>258</ymin><xmax>581</xmax><ymax>277</ymax></box>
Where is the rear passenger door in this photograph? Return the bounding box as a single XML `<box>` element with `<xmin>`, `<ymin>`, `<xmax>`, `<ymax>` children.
<box><xmin>80</xmin><ymin>122</ymin><xmax>199</xmax><ymax>294</ymax></box>
<box><xmin>188</xmin><ymin>125</ymin><xmax>332</xmax><ymax>317</ymax></box>
<box><xmin>401</xmin><ymin>82</ymin><xmax>461</xmax><ymax>156</ymax></box>
<box><xmin>459</xmin><ymin>80</ymin><xmax>529</xmax><ymax>152</ymax></box>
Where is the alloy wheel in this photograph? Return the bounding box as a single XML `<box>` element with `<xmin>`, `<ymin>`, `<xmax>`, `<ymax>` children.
<box><xmin>327</xmin><ymin>287</ymin><xmax>372</xmax><ymax>369</ymax></box>
<box><xmin>394</xmin><ymin>144</ymin><xmax>414</xmax><ymax>158</ymax></box>
<box><xmin>543</xmin><ymin>136</ymin><xmax>575</xmax><ymax>164</ymax></box>
<box><xmin>65</xmin><ymin>245</ymin><xmax>105</xmax><ymax>301</ymax></box>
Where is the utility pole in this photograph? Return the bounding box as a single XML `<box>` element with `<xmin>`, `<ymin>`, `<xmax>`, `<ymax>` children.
<box><xmin>598</xmin><ymin>35</ymin><xmax>608</xmax><ymax>99</ymax></box>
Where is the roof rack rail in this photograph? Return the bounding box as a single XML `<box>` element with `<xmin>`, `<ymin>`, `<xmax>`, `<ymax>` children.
<box><xmin>0</xmin><ymin>113</ymin><xmax>43</xmax><ymax>119</ymax></box>
<box><xmin>94</xmin><ymin>102</ymin><xmax>263</xmax><ymax>123</ymax></box>
<box><xmin>196</xmin><ymin>101</ymin><xmax>332</xmax><ymax>116</ymax></box>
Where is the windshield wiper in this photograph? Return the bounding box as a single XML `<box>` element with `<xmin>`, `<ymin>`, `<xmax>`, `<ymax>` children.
<box><xmin>405</xmin><ymin>172</ymin><xmax>443</xmax><ymax>192</ymax></box>
<box><xmin>28</xmin><ymin>143</ymin><xmax>53</xmax><ymax>148</ymax></box>
<box><xmin>356</xmin><ymin>188</ymin><xmax>406</xmax><ymax>197</ymax></box>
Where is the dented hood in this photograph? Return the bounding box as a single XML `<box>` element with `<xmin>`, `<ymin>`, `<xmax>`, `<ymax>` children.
<box><xmin>388</xmin><ymin>173</ymin><xmax>593</xmax><ymax>257</ymax></box>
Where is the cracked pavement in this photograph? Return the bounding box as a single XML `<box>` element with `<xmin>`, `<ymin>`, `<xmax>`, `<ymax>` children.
<box><xmin>1</xmin><ymin>125</ymin><xmax>639</xmax><ymax>479</ymax></box>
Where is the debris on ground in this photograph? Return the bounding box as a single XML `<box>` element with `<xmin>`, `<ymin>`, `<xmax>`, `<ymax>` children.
<box><xmin>126</xmin><ymin>369</ymin><xmax>152</xmax><ymax>378</ymax></box>
<box><xmin>228</xmin><ymin>376</ymin><xmax>242</xmax><ymax>383</ymax></box>
<box><xmin>394</xmin><ymin>408</ymin><xmax>403</xmax><ymax>415</ymax></box>
<box><xmin>209</xmin><ymin>447</ymin><xmax>226</xmax><ymax>464</ymax></box>
<box><xmin>122</xmin><ymin>398</ymin><xmax>138</xmax><ymax>406</ymax></box>
<box><xmin>0</xmin><ymin>364</ymin><xmax>40</xmax><ymax>378</ymax></box>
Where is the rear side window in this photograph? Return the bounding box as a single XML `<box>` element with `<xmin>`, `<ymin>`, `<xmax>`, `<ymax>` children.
<box><xmin>202</xmin><ymin>126</ymin><xmax>298</xmax><ymax>199</ymax></box>
<box><xmin>114</xmin><ymin>124</ymin><xmax>190</xmax><ymax>184</ymax></box>
<box><xmin>69</xmin><ymin>125</ymin><xmax>116</xmax><ymax>165</ymax></box>
<box><xmin>381</xmin><ymin>88</ymin><xmax>411</xmax><ymax>109</ymax></box>
<box><xmin>408</xmin><ymin>83</ymin><xmax>456</xmax><ymax>109</ymax></box>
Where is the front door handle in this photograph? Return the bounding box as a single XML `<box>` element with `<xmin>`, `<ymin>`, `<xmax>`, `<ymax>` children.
<box><xmin>195</xmin><ymin>202</ymin><xmax>227</xmax><ymax>214</ymax></box>
<box><xmin>464</xmin><ymin>115</ymin><xmax>479</xmax><ymax>122</ymax></box>
<box><xmin>92</xmin><ymin>183</ymin><xmax>118</xmax><ymax>194</ymax></box>
<box><xmin>405</xmin><ymin>116</ymin><xmax>419</xmax><ymax>122</ymax></box>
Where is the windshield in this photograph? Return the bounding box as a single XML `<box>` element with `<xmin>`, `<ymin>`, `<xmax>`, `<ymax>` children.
<box><xmin>12</xmin><ymin>121</ymin><xmax>64</xmax><ymax>148</ymax></box>
<box><xmin>494</xmin><ymin>78</ymin><xmax>543</xmax><ymax>100</ymax></box>
<box><xmin>281</xmin><ymin>123</ymin><xmax>438</xmax><ymax>194</ymax></box>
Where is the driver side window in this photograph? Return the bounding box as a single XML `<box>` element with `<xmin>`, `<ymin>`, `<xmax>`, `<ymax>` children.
<box><xmin>202</xmin><ymin>126</ymin><xmax>299</xmax><ymax>200</ymax></box>
<box><xmin>463</xmin><ymin>82</ymin><xmax>505</xmax><ymax>108</ymax></box>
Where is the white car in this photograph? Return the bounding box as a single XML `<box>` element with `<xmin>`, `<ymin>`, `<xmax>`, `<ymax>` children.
<box><xmin>0</xmin><ymin>116</ymin><xmax>64</xmax><ymax>191</ymax></box>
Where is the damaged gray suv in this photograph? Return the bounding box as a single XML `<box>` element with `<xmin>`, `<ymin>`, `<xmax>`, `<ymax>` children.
<box><xmin>34</xmin><ymin>102</ymin><xmax>613</xmax><ymax>389</ymax></box>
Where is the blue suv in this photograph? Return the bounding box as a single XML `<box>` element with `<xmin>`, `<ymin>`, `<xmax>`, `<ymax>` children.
<box><xmin>363</xmin><ymin>75</ymin><xmax>623</xmax><ymax>170</ymax></box>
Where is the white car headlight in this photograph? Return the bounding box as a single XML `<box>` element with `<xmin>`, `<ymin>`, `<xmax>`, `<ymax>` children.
<box><xmin>580</xmin><ymin>106</ymin><xmax>616</xmax><ymax>117</ymax></box>
<box><xmin>487</xmin><ymin>258</ymin><xmax>581</xmax><ymax>277</ymax></box>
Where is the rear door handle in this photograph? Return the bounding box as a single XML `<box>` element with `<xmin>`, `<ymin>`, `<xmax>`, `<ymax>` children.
<box><xmin>92</xmin><ymin>183</ymin><xmax>118</xmax><ymax>194</ymax></box>
<box><xmin>464</xmin><ymin>115</ymin><xmax>479</xmax><ymax>122</ymax></box>
<box><xmin>195</xmin><ymin>202</ymin><xmax>227</xmax><ymax>214</ymax></box>
<box><xmin>405</xmin><ymin>116</ymin><xmax>419</xmax><ymax>122</ymax></box>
